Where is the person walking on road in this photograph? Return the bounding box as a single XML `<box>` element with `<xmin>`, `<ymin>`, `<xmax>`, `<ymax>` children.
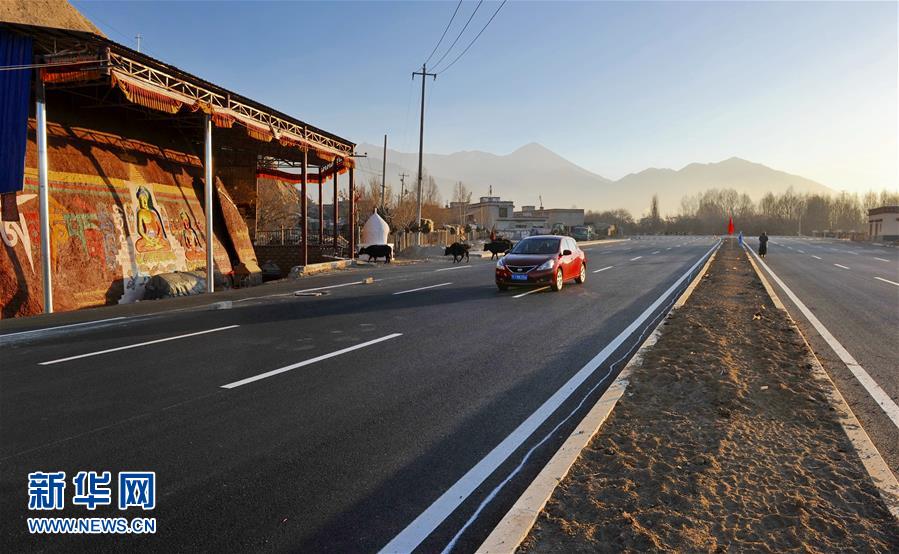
<box><xmin>759</xmin><ymin>232</ymin><xmax>769</xmax><ymax>258</ymax></box>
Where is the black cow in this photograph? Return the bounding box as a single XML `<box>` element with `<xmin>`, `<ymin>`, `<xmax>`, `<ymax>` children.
<box><xmin>358</xmin><ymin>245</ymin><xmax>392</xmax><ymax>263</ymax></box>
<box><xmin>444</xmin><ymin>242</ymin><xmax>470</xmax><ymax>263</ymax></box>
<box><xmin>484</xmin><ymin>239</ymin><xmax>513</xmax><ymax>260</ymax></box>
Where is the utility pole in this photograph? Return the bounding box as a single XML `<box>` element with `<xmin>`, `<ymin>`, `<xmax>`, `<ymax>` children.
<box><xmin>380</xmin><ymin>134</ymin><xmax>388</xmax><ymax>211</ymax></box>
<box><xmin>412</xmin><ymin>63</ymin><xmax>436</xmax><ymax>245</ymax></box>
<box><xmin>398</xmin><ymin>172</ymin><xmax>408</xmax><ymax>204</ymax></box>
<box><xmin>135</xmin><ymin>33</ymin><xmax>142</xmax><ymax>52</ymax></box>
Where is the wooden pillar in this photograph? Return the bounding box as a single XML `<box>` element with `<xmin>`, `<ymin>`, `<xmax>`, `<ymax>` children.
<box><xmin>332</xmin><ymin>168</ymin><xmax>339</xmax><ymax>249</ymax></box>
<box><xmin>301</xmin><ymin>148</ymin><xmax>308</xmax><ymax>266</ymax></box>
<box><xmin>348</xmin><ymin>167</ymin><xmax>356</xmax><ymax>257</ymax></box>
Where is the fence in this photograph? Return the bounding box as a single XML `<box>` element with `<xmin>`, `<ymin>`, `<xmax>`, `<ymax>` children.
<box><xmin>254</xmin><ymin>228</ymin><xmax>350</xmax><ymax>259</ymax></box>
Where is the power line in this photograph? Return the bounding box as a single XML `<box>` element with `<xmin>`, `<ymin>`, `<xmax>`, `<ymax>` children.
<box><xmin>428</xmin><ymin>0</ymin><xmax>483</xmax><ymax>72</ymax></box>
<box><xmin>423</xmin><ymin>0</ymin><xmax>463</xmax><ymax>66</ymax></box>
<box><xmin>433</xmin><ymin>0</ymin><xmax>508</xmax><ymax>74</ymax></box>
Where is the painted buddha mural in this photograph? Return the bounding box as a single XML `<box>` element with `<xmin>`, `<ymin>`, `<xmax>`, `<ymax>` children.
<box><xmin>134</xmin><ymin>186</ymin><xmax>170</xmax><ymax>253</ymax></box>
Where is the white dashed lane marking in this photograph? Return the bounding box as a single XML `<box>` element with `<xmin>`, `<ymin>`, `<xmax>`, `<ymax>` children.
<box><xmin>393</xmin><ymin>283</ymin><xmax>452</xmax><ymax>295</ymax></box>
<box><xmin>629</xmin><ymin>256</ymin><xmax>642</xmax><ymax>261</ymax></box>
<box><xmin>513</xmin><ymin>287</ymin><xmax>549</xmax><ymax>298</ymax></box>
<box><xmin>593</xmin><ymin>266</ymin><xmax>613</xmax><ymax>274</ymax></box>
<box><xmin>874</xmin><ymin>277</ymin><xmax>899</xmax><ymax>287</ymax></box>
<box><xmin>834</xmin><ymin>264</ymin><xmax>850</xmax><ymax>270</ymax></box>
<box><xmin>41</xmin><ymin>325</ymin><xmax>240</xmax><ymax>365</ymax></box>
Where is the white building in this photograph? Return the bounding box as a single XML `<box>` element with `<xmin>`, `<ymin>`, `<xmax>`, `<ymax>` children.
<box><xmin>868</xmin><ymin>206</ymin><xmax>899</xmax><ymax>242</ymax></box>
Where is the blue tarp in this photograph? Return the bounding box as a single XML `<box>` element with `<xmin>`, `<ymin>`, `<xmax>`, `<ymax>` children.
<box><xmin>0</xmin><ymin>29</ymin><xmax>32</xmax><ymax>196</ymax></box>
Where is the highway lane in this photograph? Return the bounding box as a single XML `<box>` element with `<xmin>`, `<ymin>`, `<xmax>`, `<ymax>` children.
<box><xmin>745</xmin><ymin>236</ymin><xmax>899</xmax><ymax>475</ymax></box>
<box><xmin>1</xmin><ymin>236</ymin><xmax>717</xmax><ymax>552</ymax></box>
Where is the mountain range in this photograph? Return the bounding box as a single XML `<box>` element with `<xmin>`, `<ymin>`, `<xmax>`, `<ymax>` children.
<box><xmin>354</xmin><ymin>142</ymin><xmax>833</xmax><ymax>216</ymax></box>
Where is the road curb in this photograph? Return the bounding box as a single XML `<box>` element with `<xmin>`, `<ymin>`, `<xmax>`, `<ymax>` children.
<box><xmin>476</xmin><ymin>240</ymin><xmax>720</xmax><ymax>553</ymax></box>
<box><xmin>742</xmin><ymin>244</ymin><xmax>899</xmax><ymax>522</ymax></box>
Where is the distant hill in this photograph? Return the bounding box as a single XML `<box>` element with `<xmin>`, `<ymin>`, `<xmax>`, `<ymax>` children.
<box><xmin>357</xmin><ymin>142</ymin><xmax>834</xmax><ymax>216</ymax></box>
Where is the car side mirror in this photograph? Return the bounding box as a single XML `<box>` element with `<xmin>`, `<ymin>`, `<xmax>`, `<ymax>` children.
<box><xmin>562</xmin><ymin>249</ymin><xmax>572</xmax><ymax>256</ymax></box>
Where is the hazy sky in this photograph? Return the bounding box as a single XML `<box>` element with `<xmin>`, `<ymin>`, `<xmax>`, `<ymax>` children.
<box><xmin>73</xmin><ymin>1</ymin><xmax>897</xmax><ymax>192</ymax></box>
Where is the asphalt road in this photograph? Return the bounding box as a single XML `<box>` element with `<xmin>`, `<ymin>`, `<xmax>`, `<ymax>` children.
<box><xmin>1</xmin><ymin>236</ymin><xmax>718</xmax><ymax>553</ymax></box>
<box><xmin>745</xmin><ymin>236</ymin><xmax>899</xmax><ymax>474</ymax></box>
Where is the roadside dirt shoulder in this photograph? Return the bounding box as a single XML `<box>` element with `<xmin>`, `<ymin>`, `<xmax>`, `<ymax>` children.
<box><xmin>521</xmin><ymin>239</ymin><xmax>899</xmax><ymax>552</ymax></box>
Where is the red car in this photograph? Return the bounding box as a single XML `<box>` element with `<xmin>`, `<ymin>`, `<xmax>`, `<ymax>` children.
<box><xmin>495</xmin><ymin>235</ymin><xmax>587</xmax><ymax>291</ymax></box>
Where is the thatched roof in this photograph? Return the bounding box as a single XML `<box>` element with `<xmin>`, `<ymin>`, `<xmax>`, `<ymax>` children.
<box><xmin>0</xmin><ymin>0</ymin><xmax>104</xmax><ymax>36</ymax></box>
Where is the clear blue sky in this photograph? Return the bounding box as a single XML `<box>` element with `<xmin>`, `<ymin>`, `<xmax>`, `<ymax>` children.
<box><xmin>73</xmin><ymin>1</ymin><xmax>897</xmax><ymax>192</ymax></box>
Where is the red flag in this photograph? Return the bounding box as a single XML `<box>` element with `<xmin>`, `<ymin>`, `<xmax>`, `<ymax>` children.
<box><xmin>727</xmin><ymin>217</ymin><xmax>735</xmax><ymax>235</ymax></box>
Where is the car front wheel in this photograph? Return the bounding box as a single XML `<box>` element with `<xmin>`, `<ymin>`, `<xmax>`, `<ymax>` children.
<box><xmin>551</xmin><ymin>268</ymin><xmax>564</xmax><ymax>291</ymax></box>
<box><xmin>575</xmin><ymin>263</ymin><xmax>586</xmax><ymax>284</ymax></box>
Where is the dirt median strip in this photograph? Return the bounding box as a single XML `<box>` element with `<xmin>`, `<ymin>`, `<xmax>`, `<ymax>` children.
<box><xmin>519</xmin><ymin>239</ymin><xmax>899</xmax><ymax>552</ymax></box>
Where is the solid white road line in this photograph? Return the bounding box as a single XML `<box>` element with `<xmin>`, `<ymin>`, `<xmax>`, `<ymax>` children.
<box><xmin>0</xmin><ymin>317</ymin><xmax>126</xmax><ymax>340</ymax></box>
<box><xmin>629</xmin><ymin>256</ymin><xmax>642</xmax><ymax>261</ymax></box>
<box><xmin>393</xmin><ymin>282</ymin><xmax>452</xmax><ymax>295</ymax></box>
<box><xmin>834</xmin><ymin>264</ymin><xmax>850</xmax><ymax>270</ymax></box>
<box><xmin>513</xmin><ymin>287</ymin><xmax>549</xmax><ymax>298</ymax></box>
<box><xmin>748</xmin><ymin>249</ymin><xmax>899</xmax><ymax>432</ymax></box>
<box><xmin>40</xmin><ymin>325</ymin><xmax>240</xmax><ymax>365</ymax></box>
<box><xmin>875</xmin><ymin>257</ymin><xmax>890</xmax><ymax>262</ymax></box>
<box><xmin>435</xmin><ymin>265</ymin><xmax>473</xmax><ymax>272</ymax></box>
<box><xmin>295</xmin><ymin>280</ymin><xmax>376</xmax><ymax>294</ymax></box>
<box><xmin>380</xmin><ymin>241</ymin><xmax>720</xmax><ymax>554</ymax></box>
<box><xmin>874</xmin><ymin>277</ymin><xmax>899</xmax><ymax>287</ymax></box>
<box><xmin>593</xmin><ymin>266</ymin><xmax>613</xmax><ymax>274</ymax></box>
<box><xmin>812</xmin><ymin>255</ymin><xmax>822</xmax><ymax>260</ymax></box>
<box><xmin>221</xmin><ymin>333</ymin><xmax>402</xmax><ymax>389</ymax></box>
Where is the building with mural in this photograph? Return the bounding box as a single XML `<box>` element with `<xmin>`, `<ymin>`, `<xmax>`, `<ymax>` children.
<box><xmin>0</xmin><ymin>1</ymin><xmax>357</xmax><ymax>318</ymax></box>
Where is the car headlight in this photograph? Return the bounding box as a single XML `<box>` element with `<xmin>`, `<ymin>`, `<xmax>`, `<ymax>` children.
<box><xmin>496</xmin><ymin>257</ymin><xmax>506</xmax><ymax>269</ymax></box>
<box><xmin>537</xmin><ymin>258</ymin><xmax>555</xmax><ymax>271</ymax></box>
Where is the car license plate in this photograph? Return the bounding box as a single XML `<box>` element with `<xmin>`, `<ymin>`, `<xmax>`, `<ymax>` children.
<box><xmin>511</xmin><ymin>274</ymin><xmax>528</xmax><ymax>281</ymax></box>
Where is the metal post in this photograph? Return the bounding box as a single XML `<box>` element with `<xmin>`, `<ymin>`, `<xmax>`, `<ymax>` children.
<box><xmin>318</xmin><ymin>172</ymin><xmax>324</xmax><ymax>245</ymax></box>
<box><xmin>332</xmin><ymin>168</ymin><xmax>339</xmax><ymax>249</ymax></box>
<box><xmin>349</xmin><ymin>167</ymin><xmax>356</xmax><ymax>257</ymax></box>
<box><xmin>204</xmin><ymin>114</ymin><xmax>214</xmax><ymax>292</ymax></box>
<box><xmin>380</xmin><ymin>134</ymin><xmax>387</xmax><ymax>210</ymax></box>
<box><xmin>301</xmin><ymin>148</ymin><xmax>308</xmax><ymax>267</ymax></box>
<box><xmin>36</xmin><ymin>78</ymin><xmax>53</xmax><ymax>313</ymax></box>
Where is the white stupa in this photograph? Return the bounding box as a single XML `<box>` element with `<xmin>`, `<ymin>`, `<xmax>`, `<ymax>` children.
<box><xmin>361</xmin><ymin>211</ymin><xmax>390</xmax><ymax>245</ymax></box>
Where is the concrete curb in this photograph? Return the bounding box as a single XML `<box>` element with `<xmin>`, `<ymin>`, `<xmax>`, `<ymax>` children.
<box><xmin>476</xmin><ymin>241</ymin><xmax>720</xmax><ymax>553</ymax></box>
<box><xmin>289</xmin><ymin>259</ymin><xmax>352</xmax><ymax>277</ymax></box>
<box><xmin>743</xmin><ymin>245</ymin><xmax>899</xmax><ymax>522</ymax></box>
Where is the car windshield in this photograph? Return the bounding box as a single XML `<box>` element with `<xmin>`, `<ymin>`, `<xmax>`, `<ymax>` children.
<box><xmin>511</xmin><ymin>238</ymin><xmax>561</xmax><ymax>255</ymax></box>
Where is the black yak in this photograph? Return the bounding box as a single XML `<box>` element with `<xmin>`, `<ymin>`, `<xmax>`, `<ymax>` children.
<box><xmin>444</xmin><ymin>242</ymin><xmax>470</xmax><ymax>263</ymax></box>
<box><xmin>358</xmin><ymin>245</ymin><xmax>392</xmax><ymax>263</ymax></box>
<box><xmin>484</xmin><ymin>239</ymin><xmax>513</xmax><ymax>260</ymax></box>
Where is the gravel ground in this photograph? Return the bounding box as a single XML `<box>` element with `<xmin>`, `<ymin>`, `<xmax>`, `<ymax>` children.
<box><xmin>521</xmin><ymin>238</ymin><xmax>899</xmax><ymax>553</ymax></box>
